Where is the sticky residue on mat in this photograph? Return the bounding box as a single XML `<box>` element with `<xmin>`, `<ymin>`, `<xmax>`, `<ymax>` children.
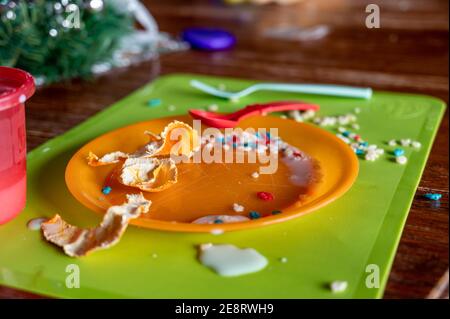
<box><xmin>198</xmin><ymin>243</ymin><xmax>268</xmax><ymax>277</ymax></box>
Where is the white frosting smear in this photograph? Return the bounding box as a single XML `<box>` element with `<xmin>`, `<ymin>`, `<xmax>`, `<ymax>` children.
<box><xmin>199</xmin><ymin>244</ymin><xmax>268</xmax><ymax>277</ymax></box>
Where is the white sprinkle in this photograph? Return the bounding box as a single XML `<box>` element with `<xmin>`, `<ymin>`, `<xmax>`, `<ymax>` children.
<box><xmin>230</xmin><ymin>97</ymin><xmax>239</xmax><ymax>103</ymax></box>
<box><xmin>388</xmin><ymin>139</ymin><xmax>397</xmax><ymax>147</ymax></box>
<box><xmin>251</xmin><ymin>172</ymin><xmax>259</xmax><ymax>179</ymax></box>
<box><xmin>303</xmin><ymin>110</ymin><xmax>316</xmax><ymax>120</ymax></box>
<box><xmin>338</xmin><ymin>127</ymin><xmax>346</xmax><ymax>133</ymax></box>
<box><xmin>168</xmin><ymin>105</ymin><xmax>176</xmax><ymax>112</ymax></box>
<box><xmin>396</xmin><ymin>155</ymin><xmax>407</xmax><ymax>165</ymax></box>
<box><xmin>207</xmin><ymin>104</ymin><xmax>219</xmax><ymax>112</ymax></box>
<box><xmin>279</xmin><ymin>257</ymin><xmax>288</xmax><ymax>263</ymax></box>
<box><xmin>354</xmin><ymin>107</ymin><xmax>361</xmax><ymax>114</ymax></box>
<box><xmin>18</xmin><ymin>94</ymin><xmax>26</xmax><ymax>103</ymax></box>
<box><xmin>368</xmin><ymin>144</ymin><xmax>377</xmax><ymax>151</ymax></box>
<box><xmin>352</xmin><ymin>123</ymin><xmax>360</xmax><ymax>130</ymax></box>
<box><xmin>233</xmin><ymin>203</ymin><xmax>244</xmax><ymax>213</ymax></box>
<box><xmin>400</xmin><ymin>139</ymin><xmax>411</xmax><ymax>147</ymax></box>
<box><xmin>365</xmin><ymin>153</ymin><xmax>377</xmax><ymax>161</ymax></box>
<box><xmin>412</xmin><ymin>141</ymin><xmax>422</xmax><ymax>149</ymax></box>
<box><xmin>42</xmin><ymin>147</ymin><xmax>51</xmax><ymax>153</ymax></box>
<box><xmin>223</xmin><ymin>144</ymin><xmax>230</xmax><ymax>151</ymax></box>
<box><xmin>330</xmin><ymin>281</ymin><xmax>348</xmax><ymax>293</ymax></box>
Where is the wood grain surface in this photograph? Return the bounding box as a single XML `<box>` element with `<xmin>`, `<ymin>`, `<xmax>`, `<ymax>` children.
<box><xmin>1</xmin><ymin>0</ymin><xmax>448</xmax><ymax>299</ymax></box>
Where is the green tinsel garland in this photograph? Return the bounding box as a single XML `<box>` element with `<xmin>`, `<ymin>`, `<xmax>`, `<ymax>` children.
<box><xmin>0</xmin><ymin>0</ymin><xmax>134</xmax><ymax>83</ymax></box>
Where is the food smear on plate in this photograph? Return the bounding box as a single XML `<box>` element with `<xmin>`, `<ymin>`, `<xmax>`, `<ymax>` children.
<box><xmin>41</xmin><ymin>193</ymin><xmax>150</xmax><ymax>257</ymax></box>
<box><xmin>198</xmin><ymin>243</ymin><xmax>268</xmax><ymax>277</ymax></box>
<box><xmin>192</xmin><ymin>214</ymin><xmax>250</xmax><ymax>224</ymax></box>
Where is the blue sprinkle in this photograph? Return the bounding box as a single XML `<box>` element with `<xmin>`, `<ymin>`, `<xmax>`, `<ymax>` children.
<box><xmin>343</xmin><ymin>131</ymin><xmax>350</xmax><ymax>137</ymax></box>
<box><xmin>355</xmin><ymin>149</ymin><xmax>365</xmax><ymax>155</ymax></box>
<box><xmin>249</xmin><ymin>211</ymin><xmax>261</xmax><ymax>219</ymax></box>
<box><xmin>243</xmin><ymin>142</ymin><xmax>248</xmax><ymax>147</ymax></box>
<box><xmin>147</xmin><ymin>98</ymin><xmax>161</xmax><ymax>107</ymax></box>
<box><xmin>213</xmin><ymin>219</ymin><xmax>224</xmax><ymax>224</ymax></box>
<box><xmin>359</xmin><ymin>141</ymin><xmax>369</xmax><ymax>147</ymax></box>
<box><xmin>102</xmin><ymin>186</ymin><xmax>112</xmax><ymax>195</ymax></box>
<box><xmin>232</xmin><ymin>143</ymin><xmax>237</xmax><ymax>148</ymax></box>
<box><xmin>424</xmin><ymin>193</ymin><xmax>442</xmax><ymax>201</ymax></box>
<box><xmin>255</xmin><ymin>132</ymin><xmax>261</xmax><ymax>138</ymax></box>
<box><xmin>393</xmin><ymin>148</ymin><xmax>404</xmax><ymax>157</ymax></box>
<box><xmin>271</xmin><ymin>210</ymin><xmax>282</xmax><ymax>215</ymax></box>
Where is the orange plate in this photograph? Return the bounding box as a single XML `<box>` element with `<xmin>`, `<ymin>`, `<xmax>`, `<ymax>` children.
<box><xmin>65</xmin><ymin>115</ymin><xmax>359</xmax><ymax>232</ymax></box>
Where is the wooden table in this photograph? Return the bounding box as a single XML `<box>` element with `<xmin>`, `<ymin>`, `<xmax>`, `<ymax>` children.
<box><xmin>1</xmin><ymin>0</ymin><xmax>448</xmax><ymax>298</ymax></box>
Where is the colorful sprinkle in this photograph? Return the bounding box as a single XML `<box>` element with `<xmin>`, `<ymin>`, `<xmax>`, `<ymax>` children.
<box><xmin>393</xmin><ymin>148</ymin><xmax>404</xmax><ymax>157</ymax></box>
<box><xmin>249</xmin><ymin>211</ymin><xmax>261</xmax><ymax>219</ymax></box>
<box><xmin>146</xmin><ymin>98</ymin><xmax>161</xmax><ymax>107</ymax></box>
<box><xmin>257</xmin><ymin>191</ymin><xmax>274</xmax><ymax>201</ymax></box>
<box><xmin>424</xmin><ymin>193</ymin><xmax>442</xmax><ymax>201</ymax></box>
<box><xmin>102</xmin><ymin>186</ymin><xmax>112</xmax><ymax>195</ymax></box>
<box><xmin>213</xmin><ymin>219</ymin><xmax>224</xmax><ymax>224</ymax></box>
<box><xmin>271</xmin><ymin>210</ymin><xmax>282</xmax><ymax>215</ymax></box>
<box><xmin>251</xmin><ymin>172</ymin><xmax>259</xmax><ymax>179</ymax></box>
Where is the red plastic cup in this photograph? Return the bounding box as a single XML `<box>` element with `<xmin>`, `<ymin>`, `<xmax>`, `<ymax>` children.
<box><xmin>0</xmin><ymin>67</ymin><xmax>35</xmax><ymax>224</ymax></box>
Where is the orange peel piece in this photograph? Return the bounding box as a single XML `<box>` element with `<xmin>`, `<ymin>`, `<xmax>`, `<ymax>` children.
<box><xmin>87</xmin><ymin>121</ymin><xmax>199</xmax><ymax>167</ymax></box>
<box><xmin>41</xmin><ymin>194</ymin><xmax>151</xmax><ymax>257</ymax></box>
<box><xmin>119</xmin><ymin>157</ymin><xmax>178</xmax><ymax>192</ymax></box>
<box><xmin>87</xmin><ymin>151</ymin><xmax>128</xmax><ymax>166</ymax></box>
<box><xmin>149</xmin><ymin>120</ymin><xmax>200</xmax><ymax>159</ymax></box>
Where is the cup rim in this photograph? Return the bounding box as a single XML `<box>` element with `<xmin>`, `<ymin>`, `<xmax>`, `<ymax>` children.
<box><xmin>0</xmin><ymin>66</ymin><xmax>35</xmax><ymax>112</ymax></box>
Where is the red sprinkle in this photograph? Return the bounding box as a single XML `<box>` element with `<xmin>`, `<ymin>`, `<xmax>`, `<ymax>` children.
<box><xmin>293</xmin><ymin>151</ymin><xmax>303</xmax><ymax>158</ymax></box>
<box><xmin>257</xmin><ymin>191</ymin><xmax>274</xmax><ymax>201</ymax></box>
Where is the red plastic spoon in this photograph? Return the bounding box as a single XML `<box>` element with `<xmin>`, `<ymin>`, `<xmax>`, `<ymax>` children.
<box><xmin>189</xmin><ymin>100</ymin><xmax>319</xmax><ymax>128</ymax></box>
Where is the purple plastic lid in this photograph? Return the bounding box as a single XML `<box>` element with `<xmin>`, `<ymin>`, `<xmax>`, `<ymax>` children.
<box><xmin>181</xmin><ymin>27</ymin><xmax>236</xmax><ymax>51</ymax></box>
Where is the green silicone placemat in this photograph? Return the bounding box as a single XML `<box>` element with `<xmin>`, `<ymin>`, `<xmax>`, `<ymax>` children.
<box><xmin>0</xmin><ymin>74</ymin><xmax>446</xmax><ymax>298</ymax></box>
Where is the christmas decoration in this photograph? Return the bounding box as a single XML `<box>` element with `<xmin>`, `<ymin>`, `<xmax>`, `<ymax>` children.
<box><xmin>0</xmin><ymin>0</ymin><xmax>187</xmax><ymax>84</ymax></box>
